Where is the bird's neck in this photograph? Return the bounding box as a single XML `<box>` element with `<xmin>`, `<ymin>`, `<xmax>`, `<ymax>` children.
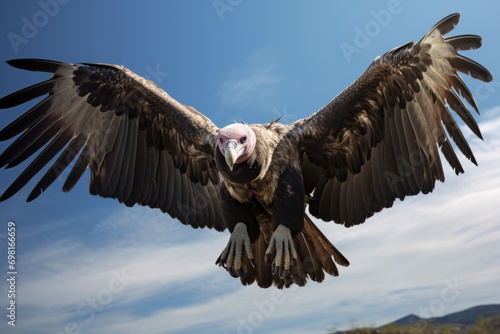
<box><xmin>215</xmin><ymin>146</ymin><xmax>262</xmax><ymax>184</ymax></box>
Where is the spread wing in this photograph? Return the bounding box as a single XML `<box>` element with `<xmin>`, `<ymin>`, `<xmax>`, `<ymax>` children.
<box><xmin>0</xmin><ymin>59</ymin><xmax>225</xmax><ymax>231</ymax></box>
<box><xmin>293</xmin><ymin>13</ymin><xmax>492</xmax><ymax>226</ymax></box>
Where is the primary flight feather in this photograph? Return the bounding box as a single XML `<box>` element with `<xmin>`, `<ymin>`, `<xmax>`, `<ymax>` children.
<box><xmin>0</xmin><ymin>13</ymin><xmax>492</xmax><ymax>288</ymax></box>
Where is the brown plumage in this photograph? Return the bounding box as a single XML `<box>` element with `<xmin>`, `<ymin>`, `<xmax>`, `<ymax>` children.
<box><xmin>0</xmin><ymin>13</ymin><xmax>492</xmax><ymax>288</ymax></box>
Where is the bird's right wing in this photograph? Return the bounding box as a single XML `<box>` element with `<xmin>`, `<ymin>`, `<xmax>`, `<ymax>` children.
<box><xmin>0</xmin><ymin>59</ymin><xmax>225</xmax><ymax>231</ymax></box>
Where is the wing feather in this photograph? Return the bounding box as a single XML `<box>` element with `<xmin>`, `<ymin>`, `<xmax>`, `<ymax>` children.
<box><xmin>0</xmin><ymin>79</ymin><xmax>56</xmax><ymax>110</ymax></box>
<box><xmin>294</xmin><ymin>13</ymin><xmax>492</xmax><ymax>226</ymax></box>
<box><xmin>0</xmin><ymin>59</ymin><xmax>224</xmax><ymax>230</ymax></box>
<box><xmin>446</xmin><ymin>35</ymin><xmax>482</xmax><ymax>51</ymax></box>
<box><xmin>393</xmin><ymin>104</ymin><xmax>417</xmax><ymax>194</ymax></box>
<box><xmin>28</xmin><ymin>134</ymin><xmax>86</xmax><ymax>201</ymax></box>
<box><xmin>64</xmin><ymin>138</ymin><xmax>92</xmax><ymax>192</ymax></box>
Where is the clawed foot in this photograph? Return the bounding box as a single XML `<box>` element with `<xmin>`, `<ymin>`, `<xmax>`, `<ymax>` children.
<box><xmin>216</xmin><ymin>222</ymin><xmax>255</xmax><ymax>278</ymax></box>
<box><xmin>265</xmin><ymin>225</ymin><xmax>298</xmax><ymax>279</ymax></box>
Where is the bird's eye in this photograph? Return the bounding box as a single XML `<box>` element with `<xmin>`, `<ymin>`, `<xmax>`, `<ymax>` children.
<box><xmin>219</xmin><ymin>138</ymin><xmax>224</xmax><ymax>143</ymax></box>
<box><xmin>240</xmin><ymin>136</ymin><xmax>247</xmax><ymax>144</ymax></box>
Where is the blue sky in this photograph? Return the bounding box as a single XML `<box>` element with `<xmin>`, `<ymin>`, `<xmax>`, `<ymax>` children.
<box><xmin>0</xmin><ymin>1</ymin><xmax>499</xmax><ymax>333</ymax></box>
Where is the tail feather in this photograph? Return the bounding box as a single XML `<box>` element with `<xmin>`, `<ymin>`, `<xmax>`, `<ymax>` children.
<box><xmin>304</xmin><ymin>215</ymin><xmax>350</xmax><ymax>268</ymax></box>
<box><xmin>236</xmin><ymin>214</ymin><xmax>349</xmax><ymax>288</ymax></box>
<box><xmin>240</xmin><ymin>234</ymin><xmax>273</xmax><ymax>288</ymax></box>
<box><xmin>294</xmin><ymin>229</ymin><xmax>326</xmax><ymax>282</ymax></box>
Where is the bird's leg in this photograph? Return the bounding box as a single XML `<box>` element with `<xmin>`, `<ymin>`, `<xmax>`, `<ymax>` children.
<box><xmin>265</xmin><ymin>166</ymin><xmax>305</xmax><ymax>279</ymax></box>
<box><xmin>216</xmin><ymin>183</ymin><xmax>260</xmax><ymax>278</ymax></box>
<box><xmin>265</xmin><ymin>224</ymin><xmax>298</xmax><ymax>279</ymax></box>
<box><xmin>217</xmin><ymin>222</ymin><xmax>254</xmax><ymax>277</ymax></box>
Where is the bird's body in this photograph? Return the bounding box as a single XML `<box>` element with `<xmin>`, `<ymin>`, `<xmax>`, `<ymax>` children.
<box><xmin>0</xmin><ymin>13</ymin><xmax>492</xmax><ymax>288</ymax></box>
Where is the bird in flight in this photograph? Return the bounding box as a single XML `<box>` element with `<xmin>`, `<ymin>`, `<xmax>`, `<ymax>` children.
<box><xmin>0</xmin><ymin>13</ymin><xmax>492</xmax><ymax>288</ymax></box>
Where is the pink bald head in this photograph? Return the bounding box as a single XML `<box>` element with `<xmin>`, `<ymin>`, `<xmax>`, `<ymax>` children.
<box><xmin>217</xmin><ymin>123</ymin><xmax>256</xmax><ymax>169</ymax></box>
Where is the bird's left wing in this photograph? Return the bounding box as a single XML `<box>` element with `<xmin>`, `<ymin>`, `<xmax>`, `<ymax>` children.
<box><xmin>291</xmin><ymin>13</ymin><xmax>492</xmax><ymax>227</ymax></box>
<box><xmin>0</xmin><ymin>59</ymin><xmax>225</xmax><ymax>230</ymax></box>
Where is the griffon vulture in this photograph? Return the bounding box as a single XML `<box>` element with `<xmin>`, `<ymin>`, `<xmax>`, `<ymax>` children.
<box><xmin>0</xmin><ymin>13</ymin><xmax>492</xmax><ymax>288</ymax></box>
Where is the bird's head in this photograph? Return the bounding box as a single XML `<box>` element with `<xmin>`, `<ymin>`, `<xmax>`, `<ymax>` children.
<box><xmin>217</xmin><ymin>123</ymin><xmax>256</xmax><ymax>171</ymax></box>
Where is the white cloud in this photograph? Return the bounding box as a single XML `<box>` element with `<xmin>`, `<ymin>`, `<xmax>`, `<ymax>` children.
<box><xmin>5</xmin><ymin>110</ymin><xmax>500</xmax><ymax>334</ymax></box>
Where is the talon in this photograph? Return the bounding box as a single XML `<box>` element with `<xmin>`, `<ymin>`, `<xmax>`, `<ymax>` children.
<box><xmin>237</xmin><ymin>268</ymin><xmax>247</xmax><ymax>278</ymax></box>
<box><xmin>217</xmin><ymin>222</ymin><xmax>254</xmax><ymax>279</ymax></box>
<box><xmin>280</xmin><ymin>268</ymin><xmax>289</xmax><ymax>279</ymax></box>
<box><xmin>265</xmin><ymin>225</ymin><xmax>298</xmax><ymax>279</ymax></box>
<box><xmin>264</xmin><ymin>253</ymin><xmax>272</xmax><ymax>266</ymax></box>
<box><xmin>229</xmin><ymin>268</ymin><xmax>239</xmax><ymax>278</ymax></box>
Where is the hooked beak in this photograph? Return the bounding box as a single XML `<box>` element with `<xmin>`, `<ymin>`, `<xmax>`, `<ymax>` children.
<box><xmin>224</xmin><ymin>141</ymin><xmax>238</xmax><ymax>171</ymax></box>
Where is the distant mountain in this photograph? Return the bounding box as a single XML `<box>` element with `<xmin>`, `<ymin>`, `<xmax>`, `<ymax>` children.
<box><xmin>331</xmin><ymin>303</ymin><xmax>500</xmax><ymax>334</ymax></box>
<box><xmin>390</xmin><ymin>304</ymin><xmax>500</xmax><ymax>327</ymax></box>
<box><xmin>391</xmin><ymin>313</ymin><xmax>425</xmax><ymax>326</ymax></box>
<box><xmin>433</xmin><ymin>304</ymin><xmax>500</xmax><ymax>325</ymax></box>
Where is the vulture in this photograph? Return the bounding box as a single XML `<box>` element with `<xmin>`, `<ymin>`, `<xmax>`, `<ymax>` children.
<box><xmin>0</xmin><ymin>13</ymin><xmax>492</xmax><ymax>288</ymax></box>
